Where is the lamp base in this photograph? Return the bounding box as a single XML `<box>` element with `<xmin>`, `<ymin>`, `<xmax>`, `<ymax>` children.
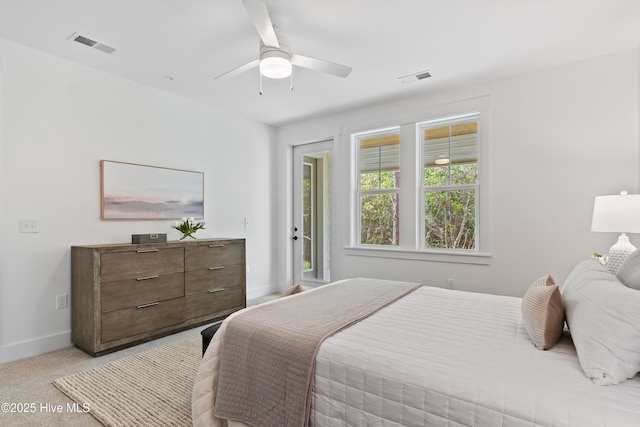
<box><xmin>606</xmin><ymin>233</ymin><xmax>636</xmax><ymax>274</ymax></box>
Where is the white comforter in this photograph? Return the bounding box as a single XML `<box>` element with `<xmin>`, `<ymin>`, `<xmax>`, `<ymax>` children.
<box><xmin>193</xmin><ymin>285</ymin><xmax>640</xmax><ymax>427</ymax></box>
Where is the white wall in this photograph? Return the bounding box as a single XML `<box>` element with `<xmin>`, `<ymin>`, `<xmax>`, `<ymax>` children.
<box><xmin>0</xmin><ymin>39</ymin><xmax>278</xmax><ymax>363</ymax></box>
<box><xmin>2</xmin><ymin>39</ymin><xmax>638</xmax><ymax>364</ymax></box>
<box><xmin>277</xmin><ymin>48</ymin><xmax>639</xmax><ymax>297</ymax></box>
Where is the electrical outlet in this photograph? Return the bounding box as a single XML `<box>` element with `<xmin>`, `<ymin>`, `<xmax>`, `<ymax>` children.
<box><xmin>447</xmin><ymin>279</ymin><xmax>454</xmax><ymax>289</ymax></box>
<box><xmin>56</xmin><ymin>294</ymin><xmax>68</xmax><ymax>310</ymax></box>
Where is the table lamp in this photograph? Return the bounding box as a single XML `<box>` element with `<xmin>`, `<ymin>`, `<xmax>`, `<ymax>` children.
<box><xmin>591</xmin><ymin>191</ymin><xmax>640</xmax><ymax>274</ymax></box>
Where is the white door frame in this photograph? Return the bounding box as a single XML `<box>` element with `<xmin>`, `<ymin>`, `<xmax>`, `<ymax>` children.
<box><xmin>292</xmin><ymin>140</ymin><xmax>332</xmax><ymax>286</ymax></box>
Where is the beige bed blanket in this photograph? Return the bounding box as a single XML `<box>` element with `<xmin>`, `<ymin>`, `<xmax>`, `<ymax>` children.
<box><xmin>192</xmin><ymin>278</ymin><xmax>421</xmax><ymax>427</ymax></box>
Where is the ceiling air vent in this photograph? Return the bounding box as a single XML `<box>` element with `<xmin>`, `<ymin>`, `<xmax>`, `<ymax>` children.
<box><xmin>398</xmin><ymin>70</ymin><xmax>431</xmax><ymax>84</ymax></box>
<box><xmin>68</xmin><ymin>32</ymin><xmax>116</xmax><ymax>54</ymax></box>
<box><xmin>73</xmin><ymin>34</ymin><xmax>97</xmax><ymax>47</ymax></box>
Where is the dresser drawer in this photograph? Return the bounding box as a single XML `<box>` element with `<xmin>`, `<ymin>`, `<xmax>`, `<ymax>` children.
<box><xmin>101</xmin><ymin>248</ymin><xmax>184</xmax><ymax>283</ymax></box>
<box><xmin>101</xmin><ymin>272</ymin><xmax>185</xmax><ymax>313</ymax></box>
<box><xmin>185</xmin><ymin>265</ymin><xmax>243</xmax><ymax>295</ymax></box>
<box><xmin>102</xmin><ymin>297</ymin><xmax>185</xmax><ymax>343</ymax></box>
<box><xmin>184</xmin><ymin>243</ymin><xmax>243</xmax><ymax>272</ymax></box>
<box><xmin>186</xmin><ymin>286</ymin><xmax>244</xmax><ymax>319</ymax></box>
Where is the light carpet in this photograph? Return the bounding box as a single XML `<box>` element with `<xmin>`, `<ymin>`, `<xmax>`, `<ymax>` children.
<box><xmin>53</xmin><ymin>335</ymin><xmax>201</xmax><ymax>427</ymax></box>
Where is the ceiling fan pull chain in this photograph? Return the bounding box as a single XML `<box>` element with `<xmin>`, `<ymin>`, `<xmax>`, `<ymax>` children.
<box><xmin>290</xmin><ymin>69</ymin><xmax>294</xmax><ymax>91</ymax></box>
<box><xmin>259</xmin><ymin>72</ymin><xmax>263</xmax><ymax>95</ymax></box>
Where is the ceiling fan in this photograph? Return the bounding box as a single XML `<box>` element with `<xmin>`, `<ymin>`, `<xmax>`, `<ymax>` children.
<box><xmin>214</xmin><ymin>0</ymin><xmax>352</xmax><ymax>90</ymax></box>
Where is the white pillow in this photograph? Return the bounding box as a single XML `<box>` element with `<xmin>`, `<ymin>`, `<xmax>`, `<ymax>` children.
<box><xmin>562</xmin><ymin>259</ymin><xmax>640</xmax><ymax>385</ymax></box>
<box><xmin>616</xmin><ymin>248</ymin><xmax>640</xmax><ymax>290</ymax></box>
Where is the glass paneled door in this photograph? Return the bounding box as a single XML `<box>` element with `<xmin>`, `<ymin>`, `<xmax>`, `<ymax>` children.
<box><xmin>292</xmin><ymin>141</ymin><xmax>331</xmax><ymax>286</ymax></box>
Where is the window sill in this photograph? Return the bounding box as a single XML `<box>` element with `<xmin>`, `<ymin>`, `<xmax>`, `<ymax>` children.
<box><xmin>344</xmin><ymin>246</ymin><xmax>492</xmax><ymax>265</ymax></box>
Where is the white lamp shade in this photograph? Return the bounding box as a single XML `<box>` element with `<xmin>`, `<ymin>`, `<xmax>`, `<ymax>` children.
<box><xmin>591</xmin><ymin>193</ymin><xmax>640</xmax><ymax>233</ymax></box>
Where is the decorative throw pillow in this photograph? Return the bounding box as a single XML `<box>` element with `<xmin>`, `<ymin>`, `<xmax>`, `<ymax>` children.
<box><xmin>562</xmin><ymin>259</ymin><xmax>640</xmax><ymax>385</ymax></box>
<box><xmin>521</xmin><ymin>275</ymin><xmax>565</xmax><ymax>350</ymax></box>
<box><xmin>616</xmin><ymin>248</ymin><xmax>640</xmax><ymax>290</ymax></box>
<box><xmin>279</xmin><ymin>284</ymin><xmax>308</xmax><ymax>298</ymax></box>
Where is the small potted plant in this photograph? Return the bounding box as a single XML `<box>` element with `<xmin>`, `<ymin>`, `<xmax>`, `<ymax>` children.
<box><xmin>593</xmin><ymin>252</ymin><xmax>607</xmax><ymax>266</ymax></box>
<box><xmin>172</xmin><ymin>217</ymin><xmax>205</xmax><ymax>240</ymax></box>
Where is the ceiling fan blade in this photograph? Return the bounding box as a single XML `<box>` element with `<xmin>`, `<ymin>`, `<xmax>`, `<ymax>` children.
<box><xmin>242</xmin><ymin>0</ymin><xmax>280</xmax><ymax>48</ymax></box>
<box><xmin>291</xmin><ymin>54</ymin><xmax>352</xmax><ymax>78</ymax></box>
<box><xmin>214</xmin><ymin>59</ymin><xmax>259</xmax><ymax>80</ymax></box>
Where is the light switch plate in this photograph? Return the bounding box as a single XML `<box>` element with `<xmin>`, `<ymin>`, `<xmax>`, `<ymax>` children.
<box><xmin>20</xmin><ymin>219</ymin><xmax>39</xmax><ymax>233</ymax></box>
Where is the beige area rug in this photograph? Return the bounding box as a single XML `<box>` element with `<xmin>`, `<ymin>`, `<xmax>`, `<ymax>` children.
<box><xmin>53</xmin><ymin>335</ymin><xmax>200</xmax><ymax>426</ymax></box>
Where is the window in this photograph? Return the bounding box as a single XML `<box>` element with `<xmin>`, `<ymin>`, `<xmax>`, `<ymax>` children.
<box><xmin>302</xmin><ymin>160</ymin><xmax>313</xmax><ymax>270</ymax></box>
<box><xmin>356</xmin><ymin>128</ymin><xmax>401</xmax><ymax>246</ymax></box>
<box><xmin>351</xmin><ymin>106</ymin><xmax>485</xmax><ymax>257</ymax></box>
<box><xmin>421</xmin><ymin>113</ymin><xmax>479</xmax><ymax>250</ymax></box>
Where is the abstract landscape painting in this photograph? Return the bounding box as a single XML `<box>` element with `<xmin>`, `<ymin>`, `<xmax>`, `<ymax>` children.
<box><xmin>101</xmin><ymin>160</ymin><xmax>204</xmax><ymax>219</ymax></box>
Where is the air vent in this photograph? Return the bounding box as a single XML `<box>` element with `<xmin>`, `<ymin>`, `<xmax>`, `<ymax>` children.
<box><xmin>73</xmin><ymin>35</ymin><xmax>97</xmax><ymax>47</ymax></box>
<box><xmin>68</xmin><ymin>32</ymin><xmax>116</xmax><ymax>54</ymax></box>
<box><xmin>398</xmin><ymin>70</ymin><xmax>432</xmax><ymax>84</ymax></box>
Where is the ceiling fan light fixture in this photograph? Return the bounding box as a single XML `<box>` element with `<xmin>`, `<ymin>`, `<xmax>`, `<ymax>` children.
<box><xmin>259</xmin><ymin>51</ymin><xmax>292</xmax><ymax>79</ymax></box>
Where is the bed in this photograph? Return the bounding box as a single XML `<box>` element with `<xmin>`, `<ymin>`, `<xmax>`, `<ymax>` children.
<box><xmin>192</xmin><ymin>259</ymin><xmax>640</xmax><ymax>427</ymax></box>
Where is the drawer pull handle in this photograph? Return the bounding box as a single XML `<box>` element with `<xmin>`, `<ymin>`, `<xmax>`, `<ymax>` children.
<box><xmin>208</xmin><ymin>266</ymin><xmax>225</xmax><ymax>271</ymax></box>
<box><xmin>136</xmin><ymin>302</ymin><xmax>159</xmax><ymax>309</ymax></box>
<box><xmin>136</xmin><ymin>248</ymin><xmax>159</xmax><ymax>253</ymax></box>
<box><xmin>136</xmin><ymin>275</ymin><xmax>159</xmax><ymax>281</ymax></box>
<box><xmin>208</xmin><ymin>288</ymin><xmax>225</xmax><ymax>294</ymax></box>
<box><xmin>208</xmin><ymin>244</ymin><xmax>224</xmax><ymax>248</ymax></box>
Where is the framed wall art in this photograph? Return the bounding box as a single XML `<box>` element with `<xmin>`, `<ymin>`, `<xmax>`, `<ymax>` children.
<box><xmin>101</xmin><ymin>160</ymin><xmax>204</xmax><ymax>220</ymax></box>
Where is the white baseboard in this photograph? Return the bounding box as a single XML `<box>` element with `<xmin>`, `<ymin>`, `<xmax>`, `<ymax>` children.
<box><xmin>1</xmin><ymin>331</ymin><xmax>72</xmax><ymax>364</ymax></box>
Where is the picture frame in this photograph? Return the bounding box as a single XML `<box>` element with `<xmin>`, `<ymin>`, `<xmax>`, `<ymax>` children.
<box><xmin>100</xmin><ymin>160</ymin><xmax>204</xmax><ymax>220</ymax></box>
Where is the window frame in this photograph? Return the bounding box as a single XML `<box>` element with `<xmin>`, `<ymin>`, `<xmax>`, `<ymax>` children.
<box><xmin>347</xmin><ymin>96</ymin><xmax>491</xmax><ymax>265</ymax></box>
<box><xmin>420</xmin><ymin>113</ymin><xmax>481</xmax><ymax>252</ymax></box>
<box><xmin>354</xmin><ymin>126</ymin><xmax>401</xmax><ymax>247</ymax></box>
<box><xmin>302</xmin><ymin>159</ymin><xmax>315</xmax><ymax>272</ymax></box>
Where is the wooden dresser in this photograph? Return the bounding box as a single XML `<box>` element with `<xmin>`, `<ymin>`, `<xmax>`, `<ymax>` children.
<box><xmin>71</xmin><ymin>238</ymin><xmax>245</xmax><ymax>356</ymax></box>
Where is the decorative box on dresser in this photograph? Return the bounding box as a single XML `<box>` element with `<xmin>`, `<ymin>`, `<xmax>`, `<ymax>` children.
<box><xmin>71</xmin><ymin>238</ymin><xmax>246</xmax><ymax>356</ymax></box>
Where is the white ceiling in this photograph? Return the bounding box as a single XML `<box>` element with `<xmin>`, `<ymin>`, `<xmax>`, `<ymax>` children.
<box><xmin>0</xmin><ymin>0</ymin><xmax>639</xmax><ymax>126</ymax></box>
